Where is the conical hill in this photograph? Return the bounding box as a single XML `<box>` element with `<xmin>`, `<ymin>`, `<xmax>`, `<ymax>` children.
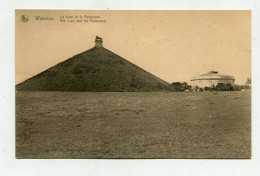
<box><xmin>16</xmin><ymin>37</ymin><xmax>170</xmax><ymax>92</ymax></box>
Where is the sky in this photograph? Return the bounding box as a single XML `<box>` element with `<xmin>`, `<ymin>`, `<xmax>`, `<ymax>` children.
<box><xmin>16</xmin><ymin>10</ymin><xmax>251</xmax><ymax>85</ymax></box>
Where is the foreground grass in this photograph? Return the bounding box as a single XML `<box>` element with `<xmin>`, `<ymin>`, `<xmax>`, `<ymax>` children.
<box><xmin>16</xmin><ymin>91</ymin><xmax>251</xmax><ymax>158</ymax></box>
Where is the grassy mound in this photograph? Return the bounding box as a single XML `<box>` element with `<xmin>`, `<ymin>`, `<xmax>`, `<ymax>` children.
<box><xmin>16</xmin><ymin>47</ymin><xmax>170</xmax><ymax>92</ymax></box>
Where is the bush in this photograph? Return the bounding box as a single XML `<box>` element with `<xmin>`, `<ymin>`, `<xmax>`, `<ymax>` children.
<box><xmin>213</xmin><ymin>83</ymin><xmax>234</xmax><ymax>91</ymax></box>
<box><xmin>171</xmin><ymin>82</ymin><xmax>192</xmax><ymax>91</ymax></box>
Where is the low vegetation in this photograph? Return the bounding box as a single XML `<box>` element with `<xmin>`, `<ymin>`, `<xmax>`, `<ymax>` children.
<box><xmin>170</xmin><ymin>82</ymin><xmax>251</xmax><ymax>92</ymax></box>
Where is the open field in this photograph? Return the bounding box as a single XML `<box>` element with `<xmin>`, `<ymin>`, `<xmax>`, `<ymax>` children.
<box><xmin>16</xmin><ymin>91</ymin><xmax>251</xmax><ymax>158</ymax></box>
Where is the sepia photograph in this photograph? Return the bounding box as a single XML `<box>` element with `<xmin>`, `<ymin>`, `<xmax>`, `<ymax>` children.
<box><xmin>15</xmin><ymin>10</ymin><xmax>251</xmax><ymax>159</ymax></box>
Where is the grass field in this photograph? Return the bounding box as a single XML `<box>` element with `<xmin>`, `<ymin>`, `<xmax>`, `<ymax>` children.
<box><xmin>16</xmin><ymin>91</ymin><xmax>251</xmax><ymax>158</ymax></box>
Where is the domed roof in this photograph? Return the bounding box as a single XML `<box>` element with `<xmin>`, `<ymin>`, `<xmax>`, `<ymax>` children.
<box><xmin>191</xmin><ymin>71</ymin><xmax>235</xmax><ymax>81</ymax></box>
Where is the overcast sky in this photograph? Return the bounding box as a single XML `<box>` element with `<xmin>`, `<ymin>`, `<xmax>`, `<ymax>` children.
<box><xmin>16</xmin><ymin>10</ymin><xmax>251</xmax><ymax>85</ymax></box>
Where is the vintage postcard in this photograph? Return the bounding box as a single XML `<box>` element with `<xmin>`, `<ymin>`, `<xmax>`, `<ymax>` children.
<box><xmin>15</xmin><ymin>10</ymin><xmax>251</xmax><ymax>158</ymax></box>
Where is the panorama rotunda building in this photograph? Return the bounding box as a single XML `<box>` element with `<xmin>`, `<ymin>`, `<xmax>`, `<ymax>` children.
<box><xmin>190</xmin><ymin>71</ymin><xmax>235</xmax><ymax>89</ymax></box>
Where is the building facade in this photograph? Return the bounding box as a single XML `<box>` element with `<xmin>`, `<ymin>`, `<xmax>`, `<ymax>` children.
<box><xmin>190</xmin><ymin>71</ymin><xmax>235</xmax><ymax>89</ymax></box>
